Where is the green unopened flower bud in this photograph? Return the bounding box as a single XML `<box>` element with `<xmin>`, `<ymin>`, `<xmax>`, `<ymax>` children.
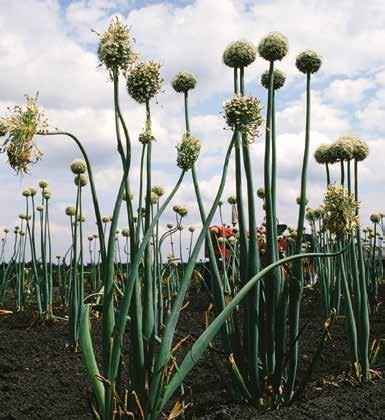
<box><xmin>74</xmin><ymin>174</ymin><xmax>89</xmax><ymax>187</ymax></box>
<box><xmin>65</xmin><ymin>206</ymin><xmax>76</xmax><ymax>216</ymax></box>
<box><xmin>228</xmin><ymin>195</ymin><xmax>237</xmax><ymax>205</ymax></box>
<box><xmin>258</xmin><ymin>32</ymin><xmax>288</xmax><ymax>62</ymax></box>
<box><xmin>176</xmin><ymin>134</ymin><xmax>201</xmax><ymax>171</ymax></box>
<box><xmin>71</xmin><ymin>159</ymin><xmax>87</xmax><ymax>175</ymax></box>
<box><xmin>261</xmin><ymin>69</ymin><xmax>286</xmax><ymax>90</ymax></box>
<box><xmin>172</xmin><ymin>71</ymin><xmax>197</xmax><ymax>92</ymax></box>
<box><xmin>223</xmin><ymin>95</ymin><xmax>263</xmax><ymax>140</ymax></box>
<box><xmin>126</xmin><ymin>61</ymin><xmax>162</xmax><ymax>103</ymax></box>
<box><xmin>223</xmin><ymin>40</ymin><xmax>257</xmax><ymax>68</ymax></box>
<box><xmin>39</xmin><ymin>179</ymin><xmax>48</xmax><ymax>189</ymax></box>
<box><xmin>296</xmin><ymin>50</ymin><xmax>322</xmax><ymax>74</ymax></box>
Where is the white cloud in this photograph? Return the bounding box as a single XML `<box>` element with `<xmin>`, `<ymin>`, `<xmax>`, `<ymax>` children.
<box><xmin>324</xmin><ymin>78</ymin><xmax>373</xmax><ymax>104</ymax></box>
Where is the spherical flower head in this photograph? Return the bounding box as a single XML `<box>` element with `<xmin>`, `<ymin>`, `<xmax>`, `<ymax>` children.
<box><xmin>172</xmin><ymin>71</ymin><xmax>197</xmax><ymax>93</ymax></box>
<box><xmin>102</xmin><ymin>216</ymin><xmax>110</xmax><ymax>223</ymax></box>
<box><xmin>93</xmin><ymin>234</ymin><xmax>98</xmax><ymax>239</ymax></box>
<box><xmin>256</xmin><ymin>187</ymin><xmax>265</xmax><ymax>199</ymax></box>
<box><xmin>65</xmin><ymin>206</ymin><xmax>76</xmax><ymax>216</ymax></box>
<box><xmin>71</xmin><ymin>159</ymin><xmax>87</xmax><ymax>175</ymax></box>
<box><xmin>167</xmin><ymin>223</ymin><xmax>173</xmax><ymax>229</ymax></box>
<box><xmin>88</xmin><ymin>235</ymin><xmax>94</xmax><ymax>241</ymax></box>
<box><xmin>43</xmin><ymin>191</ymin><xmax>51</xmax><ymax>200</ymax></box>
<box><xmin>188</xmin><ymin>225</ymin><xmax>195</xmax><ymax>233</ymax></box>
<box><xmin>223</xmin><ymin>40</ymin><xmax>257</xmax><ymax>68</ymax></box>
<box><xmin>74</xmin><ymin>174</ymin><xmax>89</xmax><ymax>187</ymax></box>
<box><xmin>36</xmin><ymin>205</ymin><xmax>44</xmax><ymax>212</ymax></box>
<box><xmin>126</xmin><ymin>61</ymin><xmax>162</xmax><ymax>103</ymax></box>
<box><xmin>258</xmin><ymin>32</ymin><xmax>288</xmax><ymax>62</ymax></box>
<box><xmin>4</xmin><ymin>227</ymin><xmax>10</xmax><ymax>234</ymax></box>
<box><xmin>150</xmin><ymin>192</ymin><xmax>159</xmax><ymax>205</ymax></box>
<box><xmin>228</xmin><ymin>195</ymin><xmax>237</xmax><ymax>205</ymax></box>
<box><xmin>22</xmin><ymin>188</ymin><xmax>31</xmax><ymax>197</ymax></box>
<box><xmin>330</xmin><ymin>137</ymin><xmax>355</xmax><ymax>162</ymax></box>
<box><xmin>313</xmin><ymin>208</ymin><xmax>323</xmax><ymax>220</ymax></box>
<box><xmin>78</xmin><ymin>215</ymin><xmax>86</xmax><ymax>223</ymax></box>
<box><xmin>138</xmin><ymin>131</ymin><xmax>155</xmax><ymax>144</ymax></box>
<box><xmin>178</xmin><ymin>225</ymin><xmax>184</xmax><ymax>231</ymax></box>
<box><xmin>322</xmin><ymin>185</ymin><xmax>359</xmax><ymax>237</ymax></box>
<box><xmin>176</xmin><ymin>134</ymin><xmax>201</xmax><ymax>171</ymax></box>
<box><xmin>314</xmin><ymin>143</ymin><xmax>333</xmax><ymax>164</ymax></box>
<box><xmin>39</xmin><ymin>179</ymin><xmax>48</xmax><ymax>189</ymax></box>
<box><xmin>173</xmin><ymin>204</ymin><xmax>188</xmax><ymax>217</ymax></box>
<box><xmin>223</xmin><ymin>95</ymin><xmax>263</xmax><ymax>140</ymax></box>
<box><xmin>228</xmin><ymin>235</ymin><xmax>237</xmax><ymax>244</ymax></box>
<box><xmin>19</xmin><ymin>230</ymin><xmax>25</xmax><ymax>236</ymax></box>
<box><xmin>28</xmin><ymin>187</ymin><xmax>37</xmax><ymax>196</ymax></box>
<box><xmin>121</xmin><ymin>228</ymin><xmax>130</xmax><ymax>237</ymax></box>
<box><xmin>97</xmin><ymin>17</ymin><xmax>138</xmax><ymax>77</ymax></box>
<box><xmin>305</xmin><ymin>208</ymin><xmax>315</xmax><ymax>222</ymax></box>
<box><xmin>261</xmin><ymin>69</ymin><xmax>286</xmax><ymax>90</ymax></box>
<box><xmin>14</xmin><ymin>226</ymin><xmax>20</xmax><ymax>232</ymax></box>
<box><xmin>152</xmin><ymin>185</ymin><xmax>165</xmax><ymax>197</ymax></box>
<box><xmin>296</xmin><ymin>50</ymin><xmax>322</xmax><ymax>74</ymax></box>
<box><xmin>349</xmin><ymin>136</ymin><xmax>369</xmax><ymax>161</ymax></box>
<box><xmin>19</xmin><ymin>214</ymin><xmax>26</xmax><ymax>220</ymax></box>
<box><xmin>370</xmin><ymin>213</ymin><xmax>381</xmax><ymax>224</ymax></box>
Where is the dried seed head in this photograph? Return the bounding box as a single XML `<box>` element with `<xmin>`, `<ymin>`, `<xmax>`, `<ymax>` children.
<box><xmin>258</xmin><ymin>32</ymin><xmax>288</xmax><ymax>62</ymax></box>
<box><xmin>0</xmin><ymin>95</ymin><xmax>47</xmax><ymax>173</ymax></box>
<box><xmin>176</xmin><ymin>134</ymin><xmax>201</xmax><ymax>171</ymax></box>
<box><xmin>223</xmin><ymin>40</ymin><xmax>257</xmax><ymax>68</ymax></box>
<box><xmin>296</xmin><ymin>50</ymin><xmax>322</xmax><ymax>74</ymax></box>
<box><xmin>172</xmin><ymin>71</ymin><xmax>197</xmax><ymax>92</ymax></box>
<box><xmin>126</xmin><ymin>61</ymin><xmax>162</xmax><ymax>103</ymax></box>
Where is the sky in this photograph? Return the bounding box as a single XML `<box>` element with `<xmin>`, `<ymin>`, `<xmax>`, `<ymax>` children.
<box><xmin>0</xmin><ymin>0</ymin><xmax>384</xmax><ymax>259</ymax></box>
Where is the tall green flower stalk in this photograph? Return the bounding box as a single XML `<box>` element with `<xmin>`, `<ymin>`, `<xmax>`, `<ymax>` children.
<box><xmin>287</xmin><ymin>50</ymin><xmax>322</xmax><ymax>399</ymax></box>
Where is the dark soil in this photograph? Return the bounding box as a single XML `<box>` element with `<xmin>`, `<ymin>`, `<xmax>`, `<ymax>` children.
<box><xmin>1</xmin><ymin>283</ymin><xmax>385</xmax><ymax>419</ymax></box>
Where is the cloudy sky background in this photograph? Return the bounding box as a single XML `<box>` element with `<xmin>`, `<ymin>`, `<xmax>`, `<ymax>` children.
<box><xmin>0</xmin><ymin>0</ymin><xmax>384</xmax><ymax>259</ymax></box>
